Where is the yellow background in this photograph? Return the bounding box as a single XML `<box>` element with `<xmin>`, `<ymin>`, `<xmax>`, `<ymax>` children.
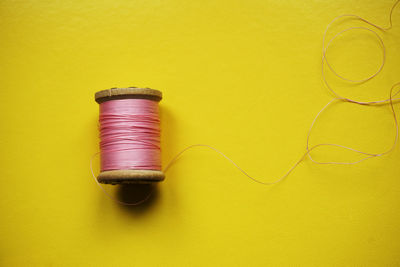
<box><xmin>1</xmin><ymin>0</ymin><xmax>400</xmax><ymax>266</ymax></box>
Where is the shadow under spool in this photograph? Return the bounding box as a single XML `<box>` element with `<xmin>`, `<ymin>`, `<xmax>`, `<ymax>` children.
<box><xmin>94</xmin><ymin>87</ymin><xmax>165</xmax><ymax>184</ymax></box>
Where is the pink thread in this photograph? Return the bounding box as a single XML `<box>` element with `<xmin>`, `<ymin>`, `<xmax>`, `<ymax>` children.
<box><xmin>91</xmin><ymin>1</ymin><xmax>400</xmax><ymax>205</ymax></box>
<box><xmin>99</xmin><ymin>99</ymin><xmax>161</xmax><ymax>171</ymax></box>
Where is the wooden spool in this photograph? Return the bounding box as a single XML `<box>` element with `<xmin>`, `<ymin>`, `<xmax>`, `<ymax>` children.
<box><xmin>94</xmin><ymin>87</ymin><xmax>165</xmax><ymax>184</ymax></box>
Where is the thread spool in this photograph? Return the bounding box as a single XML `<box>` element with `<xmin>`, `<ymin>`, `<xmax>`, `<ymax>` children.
<box><xmin>94</xmin><ymin>87</ymin><xmax>165</xmax><ymax>184</ymax></box>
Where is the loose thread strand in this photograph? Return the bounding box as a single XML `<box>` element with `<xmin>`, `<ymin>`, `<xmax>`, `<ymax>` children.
<box><xmin>164</xmin><ymin>0</ymin><xmax>400</xmax><ymax>184</ymax></box>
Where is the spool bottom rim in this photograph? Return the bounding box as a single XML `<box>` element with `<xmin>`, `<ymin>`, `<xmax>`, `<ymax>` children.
<box><xmin>97</xmin><ymin>169</ymin><xmax>165</xmax><ymax>184</ymax></box>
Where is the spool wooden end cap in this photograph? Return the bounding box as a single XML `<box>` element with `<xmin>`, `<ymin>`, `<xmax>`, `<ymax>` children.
<box><xmin>94</xmin><ymin>87</ymin><xmax>164</xmax><ymax>185</ymax></box>
<box><xmin>95</xmin><ymin>87</ymin><xmax>162</xmax><ymax>104</ymax></box>
<box><xmin>97</xmin><ymin>170</ymin><xmax>165</xmax><ymax>184</ymax></box>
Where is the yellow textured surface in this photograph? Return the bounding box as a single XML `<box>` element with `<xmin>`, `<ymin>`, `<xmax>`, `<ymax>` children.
<box><xmin>1</xmin><ymin>0</ymin><xmax>400</xmax><ymax>266</ymax></box>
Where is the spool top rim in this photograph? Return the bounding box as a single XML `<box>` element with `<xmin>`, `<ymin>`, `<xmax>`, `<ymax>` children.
<box><xmin>95</xmin><ymin>87</ymin><xmax>162</xmax><ymax>103</ymax></box>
